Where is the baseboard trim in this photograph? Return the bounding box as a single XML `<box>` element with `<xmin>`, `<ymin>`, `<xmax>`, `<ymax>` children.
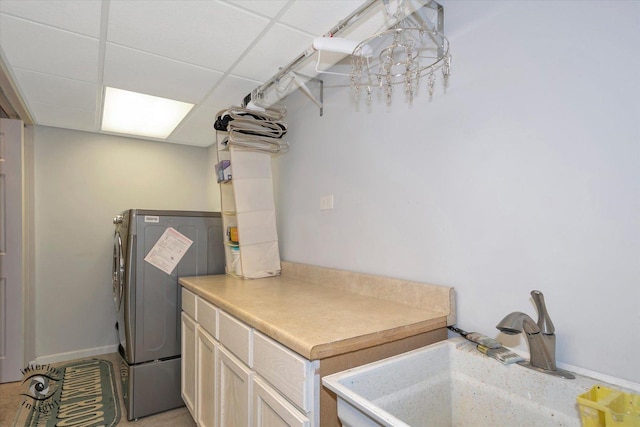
<box><xmin>32</xmin><ymin>344</ymin><xmax>119</xmax><ymax>366</ymax></box>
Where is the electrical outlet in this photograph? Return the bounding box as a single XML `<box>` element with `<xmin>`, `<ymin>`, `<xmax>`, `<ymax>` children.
<box><xmin>320</xmin><ymin>195</ymin><xmax>334</xmax><ymax>210</ymax></box>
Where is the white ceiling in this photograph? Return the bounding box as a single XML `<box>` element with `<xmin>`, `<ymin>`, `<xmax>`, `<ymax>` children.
<box><xmin>0</xmin><ymin>0</ymin><xmax>372</xmax><ymax>147</ymax></box>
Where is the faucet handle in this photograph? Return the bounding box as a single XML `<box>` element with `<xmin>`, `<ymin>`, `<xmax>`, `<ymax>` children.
<box><xmin>531</xmin><ymin>290</ymin><xmax>555</xmax><ymax>335</ymax></box>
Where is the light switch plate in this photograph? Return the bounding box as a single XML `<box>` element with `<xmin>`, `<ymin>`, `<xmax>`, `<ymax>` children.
<box><xmin>320</xmin><ymin>195</ymin><xmax>334</xmax><ymax>210</ymax></box>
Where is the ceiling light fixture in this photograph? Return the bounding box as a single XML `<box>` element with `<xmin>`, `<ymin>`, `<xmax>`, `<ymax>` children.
<box><xmin>101</xmin><ymin>87</ymin><xmax>194</xmax><ymax>139</ymax></box>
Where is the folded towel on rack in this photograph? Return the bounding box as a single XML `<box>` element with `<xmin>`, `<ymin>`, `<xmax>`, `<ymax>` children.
<box><xmin>214</xmin><ymin>107</ymin><xmax>287</xmax><ymax>137</ymax></box>
<box><xmin>214</xmin><ymin>106</ymin><xmax>289</xmax><ymax>155</ymax></box>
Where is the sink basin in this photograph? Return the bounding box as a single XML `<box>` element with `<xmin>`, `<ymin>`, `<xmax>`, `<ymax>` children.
<box><xmin>323</xmin><ymin>338</ymin><xmax>635</xmax><ymax>427</ymax></box>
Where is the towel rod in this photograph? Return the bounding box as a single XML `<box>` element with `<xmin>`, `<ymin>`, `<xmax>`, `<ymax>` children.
<box><xmin>242</xmin><ymin>0</ymin><xmax>438</xmax><ymax>111</ymax></box>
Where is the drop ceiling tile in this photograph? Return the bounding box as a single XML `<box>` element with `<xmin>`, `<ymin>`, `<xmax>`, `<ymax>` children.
<box><xmin>168</xmin><ymin>125</ymin><xmax>215</xmax><ymax>147</ymax></box>
<box><xmin>171</xmin><ymin>75</ymin><xmax>259</xmax><ymax>146</ymax></box>
<box><xmin>204</xmin><ymin>75</ymin><xmax>261</xmax><ymax>109</ymax></box>
<box><xmin>104</xmin><ymin>44</ymin><xmax>223</xmax><ymax>104</ymax></box>
<box><xmin>0</xmin><ymin>0</ymin><xmax>380</xmax><ymax>147</ymax></box>
<box><xmin>0</xmin><ymin>0</ymin><xmax>102</xmax><ymax>37</ymax></box>
<box><xmin>337</xmin><ymin>1</ymin><xmax>437</xmax><ymax>43</ymax></box>
<box><xmin>338</xmin><ymin>7</ymin><xmax>388</xmax><ymax>42</ymax></box>
<box><xmin>279</xmin><ymin>1</ymin><xmax>368</xmax><ymax>35</ymax></box>
<box><xmin>169</xmin><ymin>103</ymin><xmax>218</xmax><ymax>146</ymax></box>
<box><xmin>232</xmin><ymin>23</ymin><xmax>314</xmax><ymax>82</ymax></box>
<box><xmin>0</xmin><ymin>15</ymin><xmax>99</xmax><ymax>82</ymax></box>
<box><xmin>225</xmin><ymin>0</ymin><xmax>289</xmax><ymax>19</ymax></box>
<box><xmin>14</xmin><ymin>69</ymin><xmax>97</xmax><ymax>113</ymax></box>
<box><xmin>107</xmin><ymin>1</ymin><xmax>269</xmax><ymax>71</ymax></box>
<box><xmin>29</xmin><ymin>102</ymin><xmax>97</xmax><ymax>132</ymax></box>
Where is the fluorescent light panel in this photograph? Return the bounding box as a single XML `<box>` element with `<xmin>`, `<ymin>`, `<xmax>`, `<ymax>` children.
<box><xmin>102</xmin><ymin>87</ymin><xmax>194</xmax><ymax>139</ymax></box>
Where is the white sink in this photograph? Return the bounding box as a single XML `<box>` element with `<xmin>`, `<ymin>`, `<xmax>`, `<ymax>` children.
<box><xmin>323</xmin><ymin>338</ymin><xmax>634</xmax><ymax>427</ymax></box>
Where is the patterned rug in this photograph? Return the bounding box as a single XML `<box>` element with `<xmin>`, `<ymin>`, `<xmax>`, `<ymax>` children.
<box><xmin>16</xmin><ymin>358</ymin><xmax>120</xmax><ymax>427</ymax></box>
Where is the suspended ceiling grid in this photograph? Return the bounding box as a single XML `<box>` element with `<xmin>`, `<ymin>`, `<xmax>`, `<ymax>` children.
<box><xmin>0</xmin><ymin>0</ymin><xmax>372</xmax><ymax>147</ymax></box>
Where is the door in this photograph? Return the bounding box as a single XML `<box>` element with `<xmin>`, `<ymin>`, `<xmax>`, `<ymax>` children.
<box><xmin>181</xmin><ymin>311</ymin><xmax>197</xmax><ymax>418</ymax></box>
<box><xmin>0</xmin><ymin>118</ymin><xmax>23</xmax><ymax>383</ymax></box>
<box><xmin>197</xmin><ymin>327</ymin><xmax>218</xmax><ymax>427</ymax></box>
<box><xmin>218</xmin><ymin>346</ymin><xmax>252</xmax><ymax>427</ymax></box>
<box><xmin>112</xmin><ymin>223</ymin><xmax>124</xmax><ymax>312</ymax></box>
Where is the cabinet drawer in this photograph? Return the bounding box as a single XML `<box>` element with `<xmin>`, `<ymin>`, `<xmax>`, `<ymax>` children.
<box><xmin>253</xmin><ymin>376</ymin><xmax>310</xmax><ymax>427</ymax></box>
<box><xmin>182</xmin><ymin>288</ymin><xmax>196</xmax><ymax>319</ymax></box>
<box><xmin>219</xmin><ymin>311</ymin><xmax>252</xmax><ymax>367</ymax></box>
<box><xmin>253</xmin><ymin>331</ymin><xmax>317</xmax><ymax>413</ymax></box>
<box><xmin>197</xmin><ymin>297</ymin><xmax>218</xmax><ymax>339</ymax></box>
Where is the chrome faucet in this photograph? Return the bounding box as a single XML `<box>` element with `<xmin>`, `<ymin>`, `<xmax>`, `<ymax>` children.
<box><xmin>496</xmin><ymin>290</ymin><xmax>574</xmax><ymax>379</ymax></box>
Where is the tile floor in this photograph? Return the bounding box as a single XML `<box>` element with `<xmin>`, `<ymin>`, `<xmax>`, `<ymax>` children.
<box><xmin>0</xmin><ymin>353</ymin><xmax>195</xmax><ymax>427</ymax></box>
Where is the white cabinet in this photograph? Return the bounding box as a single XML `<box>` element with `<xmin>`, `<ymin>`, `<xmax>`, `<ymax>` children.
<box><xmin>181</xmin><ymin>288</ymin><xmax>318</xmax><ymax>427</ymax></box>
<box><xmin>196</xmin><ymin>327</ymin><xmax>218</xmax><ymax>427</ymax></box>
<box><xmin>218</xmin><ymin>346</ymin><xmax>253</xmax><ymax>427</ymax></box>
<box><xmin>196</xmin><ymin>298</ymin><xmax>220</xmax><ymax>426</ymax></box>
<box><xmin>182</xmin><ymin>288</ymin><xmax>220</xmax><ymax>427</ymax></box>
<box><xmin>181</xmin><ymin>311</ymin><xmax>197</xmax><ymax>419</ymax></box>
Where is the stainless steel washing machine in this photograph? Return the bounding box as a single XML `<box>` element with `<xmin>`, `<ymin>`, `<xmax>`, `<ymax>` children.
<box><xmin>112</xmin><ymin>209</ymin><xmax>224</xmax><ymax>420</ymax></box>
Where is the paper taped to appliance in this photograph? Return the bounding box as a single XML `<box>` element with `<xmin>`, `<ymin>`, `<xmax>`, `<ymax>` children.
<box><xmin>144</xmin><ymin>227</ymin><xmax>193</xmax><ymax>275</ymax></box>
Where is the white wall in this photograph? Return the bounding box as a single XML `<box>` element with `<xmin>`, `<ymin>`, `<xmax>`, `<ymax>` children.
<box><xmin>33</xmin><ymin>126</ymin><xmax>218</xmax><ymax>361</ymax></box>
<box><xmin>274</xmin><ymin>1</ymin><xmax>640</xmax><ymax>383</ymax></box>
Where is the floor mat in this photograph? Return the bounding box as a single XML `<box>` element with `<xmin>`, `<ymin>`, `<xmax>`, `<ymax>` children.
<box><xmin>15</xmin><ymin>358</ymin><xmax>120</xmax><ymax>427</ymax></box>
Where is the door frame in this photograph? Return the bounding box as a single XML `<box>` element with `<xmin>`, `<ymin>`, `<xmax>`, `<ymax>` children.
<box><xmin>0</xmin><ymin>119</ymin><xmax>34</xmax><ymax>383</ymax></box>
<box><xmin>0</xmin><ymin>118</ymin><xmax>23</xmax><ymax>382</ymax></box>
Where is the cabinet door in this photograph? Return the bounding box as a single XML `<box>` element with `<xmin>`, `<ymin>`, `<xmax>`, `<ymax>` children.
<box><xmin>181</xmin><ymin>312</ymin><xmax>197</xmax><ymax>418</ymax></box>
<box><xmin>218</xmin><ymin>346</ymin><xmax>253</xmax><ymax>427</ymax></box>
<box><xmin>253</xmin><ymin>377</ymin><xmax>310</xmax><ymax>427</ymax></box>
<box><xmin>197</xmin><ymin>327</ymin><xmax>218</xmax><ymax>427</ymax></box>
